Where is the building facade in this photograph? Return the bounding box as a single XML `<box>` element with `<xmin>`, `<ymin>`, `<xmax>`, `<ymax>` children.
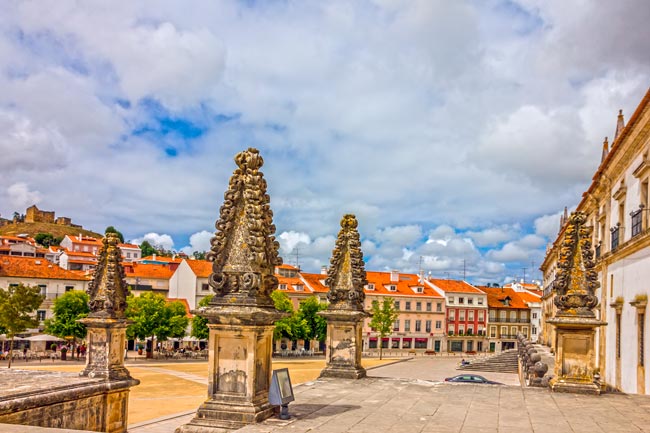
<box><xmin>541</xmin><ymin>89</ymin><xmax>650</xmax><ymax>394</ymax></box>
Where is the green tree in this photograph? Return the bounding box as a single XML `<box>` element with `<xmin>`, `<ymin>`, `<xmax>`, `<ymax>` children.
<box><xmin>191</xmin><ymin>295</ymin><xmax>213</xmax><ymax>340</ymax></box>
<box><xmin>0</xmin><ymin>284</ymin><xmax>45</xmax><ymax>368</ymax></box>
<box><xmin>139</xmin><ymin>240</ymin><xmax>157</xmax><ymax>257</ymax></box>
<box><xmin>126</xmin><ymin>293</ymin><xmax>189</xmax><ymax>356</ymax></box>
<box><xmin>271</xmin><ymin>291</ymin><xmax>306</xmax><ymax>342</ymax></box>
<box><xmin>44</xmin><ymin>291</ymin><xmax>89</xmax><ymax>359</ymax></box>
<box><xmin>297</xmin><ymin>296</ymin><xmax>328</xmax><ymax>345</ymax></box>
<box><xmin>34</xmin><ymin>233</ymin><xmax>63</xmax><ymax>247</ymax></box>
<box><xmin>105</xmin><ymin>226</ymin><xmax>125</xmax><ymax>243</ymax></box>
<box><xmin>369</xmin><ymin>297</ymin><xmax>399</xmax><ymax>360</ymax></box>
<box><xmin>192</xmin><ymin>251</ymin><xmax>207</xmax><ymax>260</ymax></box>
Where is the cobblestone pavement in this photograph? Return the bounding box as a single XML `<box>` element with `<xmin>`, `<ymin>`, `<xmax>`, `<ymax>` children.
<box><xmin>129</xmin><ymin>357</ymin><xmax>650</xmax><ymax>433</ymax></box>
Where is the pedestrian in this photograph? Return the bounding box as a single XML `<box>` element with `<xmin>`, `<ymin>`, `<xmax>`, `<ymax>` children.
<box><xmin>76</xmin><ymin>345</ymin><xmax>81</xmax><ymax>358</ymax></box>
<box><xmin>23</xmin><ymin>346</ymin><xmax>28</xmax><ymax>362</ymax></box>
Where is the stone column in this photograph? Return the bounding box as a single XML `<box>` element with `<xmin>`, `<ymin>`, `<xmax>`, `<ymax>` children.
<box><xmin>548</xmin><ymin>212</ymin><xmax>606</xmax><ymax>395</ymax></box>
<box><xmin>318</xmin><ymin>215</ymin><xmax>369</xmax><ymax>380</ymax></box>
<box><xmin>177</xmin><ymin>148</ymin><xmax>286</xmax><ymax>433</ymax></box>
<box><xmin>78</xmin><ymin>233</ymin><xmax>139</xmax><ymax>433</ymax></box>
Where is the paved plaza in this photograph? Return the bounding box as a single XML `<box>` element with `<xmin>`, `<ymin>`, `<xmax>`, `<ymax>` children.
<box><xmin>128</xmin><ymin>357</ymin><xmax>650</xmax><ymax>433</ymax></box>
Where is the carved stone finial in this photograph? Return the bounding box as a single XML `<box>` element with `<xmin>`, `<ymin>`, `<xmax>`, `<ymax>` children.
<box><xmin>553</xmin><ymin>211</ymin><xmax>600</xmax><ymax>316</ymax></box>
<box><xmin>324</xmin><ymin>214</ymin><xmax>367</xmax><ymax>311</ymax></box>
<box><xmin>601</xmin><ymin>136</ymin><xmax>609</xmax><ymax>163</ymax></box>
<box><xmin>87</xmin><ymin>233</ymin><xmax>129</xmax><ymax>319</ymax></box>
<box><xmin>615</xmin><ymin>109</ymin><xmax>625</xmax><ymax>140</ymax></box>
<box><xmin>206</xmin><ymin>147</ymin><xmax>282</xmax><ymax>307</ymax></box>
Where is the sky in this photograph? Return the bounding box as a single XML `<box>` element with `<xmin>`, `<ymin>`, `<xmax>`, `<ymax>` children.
<box><xmin>1</xmin><ymin>0</ymin><xmax>649</xmax><ymax>286</ymax></box>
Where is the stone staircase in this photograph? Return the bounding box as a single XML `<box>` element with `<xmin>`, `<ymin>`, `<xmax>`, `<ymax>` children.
<box><xmin>458</xmin><ymin>349</ymin><xmax>519</xmax><ymax>373</ymax></box>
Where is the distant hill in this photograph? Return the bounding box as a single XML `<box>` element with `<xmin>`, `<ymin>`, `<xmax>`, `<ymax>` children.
<box><xmin>0</xmin><ymin>222</ymin><xmax>102</xmax><ymax>239</ymax></box>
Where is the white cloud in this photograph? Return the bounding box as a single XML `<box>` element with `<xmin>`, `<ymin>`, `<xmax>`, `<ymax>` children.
<box><xmin>0</xmin><ymin>1</ymin><xmax>647</xmax><ymax>284</ymax></box>
<box><xmin>7</xmin><ymin>183</ymin><xmax>42</xmax><ymax>209</ymax></box>
<box><xmin>131</xmin><ymin>233</ymin><xmax>175</xmax><ymax>251</ymax></box>
<box><xmin>179</xmin><ymin>230</ymin><xmax>213</xmax><ymax>255</ymax></box>
<box><xmin>534</xmin><ymin>212</ymin><xmax>563</xmax><ymax>239</ymax></box>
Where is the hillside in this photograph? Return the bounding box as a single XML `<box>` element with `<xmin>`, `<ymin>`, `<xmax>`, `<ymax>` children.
<box><xmin>0</xmin><ymin>222</ymin><xmax>102</xmax><ymax>239</ymax></box>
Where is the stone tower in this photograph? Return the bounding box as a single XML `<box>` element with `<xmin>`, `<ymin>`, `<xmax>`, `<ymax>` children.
<box><xmin>319</xmin><ymin>214</ymin><xmax>369</xmax><ymax>379</ymax></box>
<box><xmin>177</xmin><ymin>148</ymin><xmax>286</xmax><ymax>433</ymax></box>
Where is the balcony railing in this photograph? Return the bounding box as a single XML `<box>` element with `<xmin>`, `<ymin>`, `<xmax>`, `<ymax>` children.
<box><xmin>488</xmin><ymin>318</ymin><xmax>529</xmax><ymax>323</ymax></box>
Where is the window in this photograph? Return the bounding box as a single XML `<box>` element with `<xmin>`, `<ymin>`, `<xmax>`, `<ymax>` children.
<box><xmin>391</xmin><ymin>339</ymin><xmax>400</xmax><ymax>349</ymax></box>
<box><xmin>435</xmin><ymin>320</ymin><xmax>442</xmax><ymax>329</ymax></box>
<box><xmin>632</xmin><ymin>210</ymin><xmax>643</xmax><ymax>238</ymax></box>
<box><xmin>415</xmin><ymin>320</ymin><xmax>422</xmax><ymax>332</ymax></box>
<box><xmin>37</xmin><ymin>310</ymin><xmax>46</xmax><ymax>321</ymax></box>
<box><xmin>201</xmin><ymin>284</ymin><xmax>210</xmax><ymax>291</ymax></box>
<box><xmin>509</xmin><ymin>311</ymin><xmax>517</xmax><ymax>321</ymax></box>
<box><xmin>393</xmin><ymin>320</ymin><xmax>400</xmax><ymax>332</ymax></box>
<box><xmin>126</xmin><ymin>252</ymin><xmax>131</xmax><ymax>258</ymax></box>
<box><xmin>468</xmin><ymin>310</ymin><xmax>474</xmax><ymax>321</ymax></box>
<box><xmin>467</xmin><ymin>327</ymin><xmax>473</xmax><ymax>335</ymax></box>
<box><xmin>405</xmin><ymin>301</ymin><xmax>411</xmax><ymax>311</ymax></box>
<box><xmin>510</xmin><ymin>326</ymin><xmax>517</xmax><ymax>336</ymax></box>
<box><xmin>532</xmin><ymin>326</ymin><xmax>537</xmax><ymax>335</ymax></box>
<box><xmin>294</xmin><ymin>284</ymin><xmax>304</xmax><ymax>291</ymax></box>
<box><xmin>611</xmin><ymin>225</ymin><xmax>620</xmax><ymax>250</ymax></box>
<box><xmin>367</xmin><ymin>283</ymin><xmax>375</xmax><ymax>290</ymax></box>
<box><xmin>489</xmin><ymin>310</ymin><xmax>496</xmax><ymax>320</ymax></box>
<box><xmin>394</xmin><ymin>301</ymin><xmax>400</xmax><ymax>310</ymax></box>
<box><xmin>499</xmin><ymin>310</ymin><xmax>506</xmax><ymax>322</ymax></box>
<box><xmin>279</xmin><ymin>284</ymin><xmax>287</xmax><ymax>290</ymax></box>
<box><xmin>521</xmin><ymin>311</ymin><xmax>528</xmax><ymax>320</ymax></box>
<box><xmin>477</xmin><ymin>298</ymin><xmax>484</xmax><ymax>305</ymax></box>
<box><xmin>490</xmin><ymin>326</ymin><xmax>497</xmax><ymax>338</ymax></box>
<box><xmin>640</xmin><ymin>313</ymin><xmax>645</xmax><ymax>367</ymax></box>
<box><xmin>459</xmin><ymin>297</ymin><xmax>465</xmax><ymax>304</ymax></box>
<box><xmin>448</xmin><ymin>325</ymin><xmax>454</xmax><ymax>334</ymax></box>
<box><xmin>38</xmin><ymin>284</ymin><xmax>46</xmax><ymax>296</ymax></box>
<box><xmin>369</xmin><ymin>339</ymin><xmax>377</xmax><ymax>349</ymax></box>
<box><xmin>404</xmin><ymin>320</ymin><xmax>411</xmax><ymax>332</ymax></box>
<box><xmin>449</xmin><ymin>310</ymin><xmax>455</xmax><ymax>320</ymax></box>
<box><xmin>522</xmin><ymin>327</ymin><xmax>528</xmax><ymax>338</ymax></box>
<box><xmin>416</xmin><ymin>302</ymin><xmax>422</xmax><ymax>311</ymax></box>
<box><xmin>65</xmin><ymin>286</ymin><xmax>74</xmax><ymax>292</ymax></box>
<box><xmin>468</xmin><ymin>298</ymin><xmax>474</xmax><ymax>305</ymax></box>
<box><xmin>388</xmin><ymin>285</ymin><xmax>397</xmax><ymax>291</ymax></box>
<box><xmin>532</xmin><ymin>312</ymin><xmax>538</xmax><ymax>319</ymax></box>
<box><xmin>448</xmin><ymin>296</ymin><xmax>454</xmax><ymax>304</ymax></box>
<box><xmin>415</xmin><ymin>338</ymin><xmax>427</xmax><ymax>349</ymax></box>
<box><xmin>402</xmin><ymin>339</ymin><xmax>412</xmax><ymax>349</ymax></box>
<box><xmin>459</xmin><ymin>310</ymin><xmax>465</xmax><ymax>321</ymax></box>
<box><xmin>478</xmin><ymin>310</ymin><xmax>484</xmax><ymax>321</ymax></box>
<box><xmin>500</xmin><ymin>326</ymin><xmax>507</xmax><ymax>337</ymax></box>
<box><xmin>616</xmin><ymin>313</ymin><xmax>621</xmax><ymax>358</ymax></box>
<box><xmin>414</xmin><ymin>286</ymin><xmax>423</xmax><ymax>293</ymax></box>
<box><xmin>83</xmin><ymin>245</ymin><xmax>88</xmax><ymax>252</ymax></box>
<box><xmin>426</xmin><ymin>302</ymin><xmax>432</xmax><ymax>312</ymax></box>
<box><xmin>9</xmin><ymin>283</ymin><xmax>18</xmax><ymax>288</ymax></box>
<box><xmin>436</xmin><ymin>302</ymin><xmax>442</xmax><ymax>312</ymax></box>
<box><xmin>458</xmin><ymin>325</ymin><xmax>464</xmax><ymax>335</ymax></box>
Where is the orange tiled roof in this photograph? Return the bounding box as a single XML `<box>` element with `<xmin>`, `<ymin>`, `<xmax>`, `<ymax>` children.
<box><xmin>119</xmin><ymin>243</ymin><xmax>140</xmax><ymax>249</ymax></box>
<box><xmin>428</xmin><ymin>278</ymin><xmax>483</xmax><ymax>294</ymax></box>
<box><xmin>478</xmin><ymin>286</ymin><xmax>533</xmax><ymax>309</ymax></box>
<box><xmin>365</xmin><ymin>271</ymin><xmax>443</xmax><ymax>297</ymax></box>
<box><xmin>140</xmin><ymin>255</ymin><xmax>183</xmax><ymax>263</ymax></box>
<box><xmin>186</xmin><ymin>260</ymin><xmax>212</xmax><ymax>278</ymax></box>
<box><xmin>125</xmin><ymin>263</ymin><xmax>174</xmax><ymax>279</ymax></box>
<box><xmin>299</xmin><ymin>273</ymin><xmax>329</xmax><ymax>293</ymax></box>
<box><xmin>61</xmin><ymin>249</ymin><xmax>97</xmax><ymax>258</ymax></box>
<box><xmin>0</xmin><ymin>256</ymin><xmax>90</xmax><ymax>281</ymax></box>
<box><xmin>67</xmin><ymin>235</ymin><xmax>101</xmax><ymax>245</ymax></box>
<box><xmin>277</xmin><ymin>263</ymin><xmax>300</xmax><ymax>271</ymax></box>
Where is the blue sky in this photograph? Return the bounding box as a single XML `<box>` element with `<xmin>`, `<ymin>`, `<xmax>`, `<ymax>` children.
<box><xmin>1</xmin><ymin>0</ymin><xmax>649</xmax><ymax>285</ymax></box>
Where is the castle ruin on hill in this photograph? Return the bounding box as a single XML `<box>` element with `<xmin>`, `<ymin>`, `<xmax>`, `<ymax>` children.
<box><xmin>0</xmin><ymin>205</ymin><xmax>81</xmax><ymax>228</ymax></box>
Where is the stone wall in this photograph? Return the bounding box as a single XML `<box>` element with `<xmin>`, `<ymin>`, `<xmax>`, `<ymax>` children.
<box><xmin>25</xmin><ymin>205</ymin><xmax>55</xmax><ymax>224</ymax></box>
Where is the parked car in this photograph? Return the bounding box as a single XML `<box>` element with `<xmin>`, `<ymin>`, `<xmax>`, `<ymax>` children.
<box><xmin>444</xmin><ymin>374</ymin><xmax>503</xmax><ymax>385</ymax></box>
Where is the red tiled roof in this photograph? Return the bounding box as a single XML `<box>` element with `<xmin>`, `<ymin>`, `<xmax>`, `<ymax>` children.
<box><xmin>365</xmin><ymin>271</ymin><xmax>443</xmax><ymax>297</ymax></box>
<box><xmin>478</xmin><ymin>286</ymin><xmax>534</xmax><ymax>309</ymax></box>
<box><xmin>428</xmin><ymin>278</ymin><xmax>483</xmax><ymax>294</ymax></box>
<box><xmin>119</xmin><ymin>243</ymin><xmax>140</xmax><ymax>249</ymax></box>
<box><xmin>0</xmin><ymin>256</ymin><xmax>90</xmax><ymax>281</ymax></box>
<box><xmin>125</xmin><ymin>263</ymin><xmax>174</xmax><ymax>279</ymax></box>
<box><xmin>299</xmin><ymin>273</ymin><xmax>329</xmax><ymax>293</ymax></box>
<box><xmin>186</xmin><ymin>260</ymin><xmax>212</xmax><ymax>278</ymax></box>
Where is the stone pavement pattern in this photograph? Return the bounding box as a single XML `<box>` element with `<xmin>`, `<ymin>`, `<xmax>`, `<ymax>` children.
<box><xmin>130</xmin><ymin>358</ymin><xmax>650</xmax><ymax>433</ymax></box>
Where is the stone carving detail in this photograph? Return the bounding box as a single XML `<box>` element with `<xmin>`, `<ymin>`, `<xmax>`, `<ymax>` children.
<box><xmin>325</xmin><ymin>214</ymin><xmax>367</xmax><ymax>311</ymax></box>
<box><xmin>553</xmin><ymin>212</ymin><xmax>600</xmax><ymax>316</ymax></box>
<box><xmin>87</xmin><ymin>233</ymin><xmax>129</xmax><ymax>318</ymax></box>
<box><xmin>207</xmin><ymin>148</ymin><xmax>282</xmax><ymax>306</ymax></box>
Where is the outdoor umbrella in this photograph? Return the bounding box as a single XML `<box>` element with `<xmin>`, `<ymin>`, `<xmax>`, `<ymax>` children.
<box><xmin>24</xmin><ymin>334</ymin><xmax>65</xmax><ymax>342</ymax></box>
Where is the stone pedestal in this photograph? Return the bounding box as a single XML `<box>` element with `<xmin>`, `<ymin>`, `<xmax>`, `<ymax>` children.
<box><xmin>319</xmin><ymin>310</ymin><xmax>367</xmax><ymax>379</ymax></box>
<box><xmin>548</xmin><ymin>316</ymin><xmax>606</xmax><ymax>395</ymax></box>
<box><xmin>177</xmin><ymin>307</ymin><xmax>283</xmax><ymax>433</ymax></box>
<box><xmin>80</xmin><ymin>318</ymin><xmax>131</xmax><ymax>381</ymax></box>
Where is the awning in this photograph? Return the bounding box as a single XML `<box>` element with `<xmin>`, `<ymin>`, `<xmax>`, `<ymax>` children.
<box><xmin>415</xmin><ymin>338</ymin><xmax>428</xmax><ymax>342</ymax></box>
<box><xmin>24</xmin><ymin>334</ymin><xmax>65</xmax><ymax>342</ymax></box>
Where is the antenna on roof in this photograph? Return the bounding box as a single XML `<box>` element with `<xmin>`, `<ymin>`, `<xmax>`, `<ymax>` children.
<box><xmin>463</xmin><ymin>259</ymin><xmax>466</xmax><ymax>281</ymax></box>
<box><xmin>522</xmin><ymin>267</ymin><xmax>527</xmax><ymax>284</ymax></box>
<box><xmin>293</xmin><ymin>246</ymin><xmax>301</xmax><ymax>271</ymax></box>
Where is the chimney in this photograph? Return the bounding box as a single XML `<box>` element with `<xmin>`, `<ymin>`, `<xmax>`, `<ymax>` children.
<box><xmin>390</xmin><ymin>270</ymin><xmax>399</xmax><ymax>282</ymax></box>
<box><xmin>614</xmin><ymin>109</ymin><xmax>625</xmax><ymax>140</ymax></box>
<box><xmin>79</xmin><ymin>233</ymin><xmax>82</xmax><ymax>242</ymax></box>
<box><xmin>601</xmin><ymin>137</ymin><xmax>609</xmax><ymax>163</ymax></box>
<box><xmin>153</xmin><ymin>253</ymin><xmax>156</xmax><ymax>261</ymax></box>
<box><xmin>320</xmin><ymin>266</ymin><xmax>327</xmax><ymax>275</ymax></box>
